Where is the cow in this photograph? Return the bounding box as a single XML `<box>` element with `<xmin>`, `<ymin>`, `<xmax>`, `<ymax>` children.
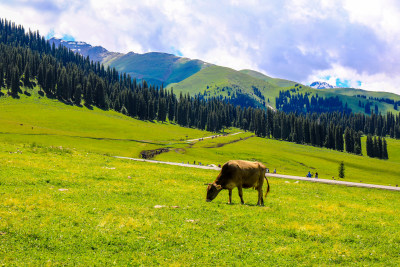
<box><xmin>206</xmin><ymin>160</ymin><xmax>270</xmax><ymax>206</ymax></box>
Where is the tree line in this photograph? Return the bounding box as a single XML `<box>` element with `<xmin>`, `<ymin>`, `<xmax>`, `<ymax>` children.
<box><xmin>1</xmin><ymin>18</ymin><xmax>399</xmax><ymax>160</ymax></box>
<box><xmin>276</xmin><ymin>89</ymin><xmax>352</xmax><ymax>114</ymax></box>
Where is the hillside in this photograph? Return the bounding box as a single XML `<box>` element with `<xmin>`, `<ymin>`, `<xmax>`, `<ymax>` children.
<box><xmin>239</xmin><ymin>69</ymin><xmax>298</xmax><ymax>87</ymax></box>
<box><xmin>49</xmin><ymin>38</ymin><xmax>210</xmax><ymax>87</ymax></box>
<box><xmin>49</xmin><ymin>37</ymin><xmax>400</xmax><ymax>115</ymax></box>
<box><xmin>102</xmin><ymin>52</ymin><xmax>211</xmax><ymax>86</ymax></box>
<box><xmin>1</xmin><ymin>89</ymin><xmax>400</xmax><ymax>186</ymax></box>
<box><xmin>0</xmin><ymin>87</ymin><xmax>213</xmax><ymax>157</ymax></box>
<box><xmin>167</xmin><ymin>65</ymin><xmax>283</xmax><ymax>108</ymax></box>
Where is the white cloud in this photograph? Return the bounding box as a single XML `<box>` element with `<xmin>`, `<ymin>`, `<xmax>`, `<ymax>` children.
<box><xmin>306</xmin><ymin>64</ymin><xmax>400</xmax><ymax>93</ymax></box>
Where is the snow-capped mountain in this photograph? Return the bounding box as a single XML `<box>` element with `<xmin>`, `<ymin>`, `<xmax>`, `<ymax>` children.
<box><xmin>309</xmin><ymin>81</ymin><xmax>336</xmax><ymax>89</ymax></box>
<box><xmin>48</xmin><ymin>38</ymin><xmax>121</xmax><ymax>62</ymax></box>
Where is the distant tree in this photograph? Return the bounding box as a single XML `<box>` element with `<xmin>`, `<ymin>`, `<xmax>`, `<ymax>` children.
<box><xmin>74</xmin><ymin>84</ymin><xmax>82</xmax><ymax>106</ymax></box>
<box><xmin>366</xmin><ymin>135</ymin><xmax>373</xmax><ymax>157</ymax></box>
<box><xmin>0</xmin><ymin>63</ymin><xmax>4</xmax><ymax>88</ymax></box>
<box><xmin>364</xmin><ymin>102</ymin><xmax>371</xmax><ymax>114</ymax></box>
<box><xmin>373</xmin><ymin>136</ymin><xmax>379</xmax><ymax>158</ymax></box>
<box><xmin>23</xmin><ymin>63</ymin><xmax>30</xmax><ymax>87</ymax></box>
<box><xmin>382</xmin><ymin>138</ymin><xmax>389</xmax><ymax>159</ymax></box>
<box><xmin>344</xmin><ymin>127</ymin><xmax>353</xmax><ymax>153</ymax></box>
<box><xmin>11</xmin><ymin>67</ymin><xmax>20</xmax><ymax>96</ymax></box>
<box><xmin>353</xmin><ymin>131</ymin><xmax>362</xmax><ymax>155</ymax></box>
<box><xmin>338</xmin><ymin>161</ymin><xmax>345</xmax><ymax>178</ymax></box>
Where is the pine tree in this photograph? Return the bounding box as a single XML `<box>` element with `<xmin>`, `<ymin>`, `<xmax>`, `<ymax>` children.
<box><xmin>382</xmin><ymin>138</ymin><xmax>389</xmax><ymax>159</ymax></box>
<box><xmin>344</xmin><ymin>127</ymin><xmax>353</xmax><ymax>153</ymax></box>
<box><xmin>353</xmin><ymin>131</ymin><xmax>362</xmax><ymax>155</ymax></box>
<box><xmin>366</xmin><ymin>135</ymin><xmax>373</xmax><ymax>157</ymax></box>
<box><xmin>378</xmin><ymin>136</ymin><xmax>383</xmax><ymax>159</ymax></box>
<box><xmin>0</xmin><ymin>63</ymin><xmax>4</xmax><ymax>88</ymax></box>
<box><xmin>11</xmin><ymin>67</ymin><xmax>20</xmax><ymax>96</ymax></box>
<box><xmin>338</xmin><ymin>161</ymin><xmax>345</xmax><ymax>178</ymax></box>
<box><xmin>23</xmin><ymin>63</ymin><xmax>30</xmax><ymax>87</ymax></box>
<box><xmin>373</xmin><ymin>136</ymin><xmax>379</xmax><ymax>158</ymax></box>
<box><xmin>74</xmin><ymin>84</ymin><xmax>82</xmax><ymax>106</ymax></box>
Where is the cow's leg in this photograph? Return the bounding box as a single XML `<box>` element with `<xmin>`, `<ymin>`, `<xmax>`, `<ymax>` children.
<box><xmin>228</xmin><ymin>189</ymin><xmax>232</xmax><ymax>204</ymax></box>
<box><xmin>257</xmin><ymin>187</ymin><xmax>264</xmax><ymax>206</ymax></box>
<box><xmin>238</xmin><ymin>186</ymin><xmax>244</xmax><ymax>204</ymax></box>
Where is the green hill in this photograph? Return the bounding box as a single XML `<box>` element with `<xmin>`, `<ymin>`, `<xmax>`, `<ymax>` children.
<box><xmin>167</xmin><ymin>65</ymin><xmax>284</xmax><ymax>108</ymax></box>
<box><xmin>49</xmin><ymin>37</ymin><xmax>400</xmax><ymax>115</ymax></box>
<box><xmin>167</xmin><ymin>65</ymin><xmax>400</xmax><ymax>114</ymax></box>
<box><xmin>1</xmin><ymin>88</ymin><xmax>400</xmax><ymax>186</ymax></box>
<box><xmin>240</xmin><ymin>69</ymin><xmax>298</xmax><ymax>87</ymax></box>
<box><xmin>102</xmin><ymin>52</ymin><xmax>211</xmax><ymax>86</ymax></box>
<box><xmin>0</xmin><ymin>86</ymin><xmax>213</xmax><ymax>158</ymax></box>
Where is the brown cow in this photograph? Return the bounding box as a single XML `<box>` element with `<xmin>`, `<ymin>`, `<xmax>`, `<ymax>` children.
<box><xmin>206</xmin><ymin>160</ymin><xmax>270</xmax><ymax>205</ymax></box>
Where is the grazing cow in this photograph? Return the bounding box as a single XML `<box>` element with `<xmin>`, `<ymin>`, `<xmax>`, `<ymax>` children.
<box><xmin>206</xmin><ymin>160</ymin><xmax>270</xmax><ymax>205</ymax></box>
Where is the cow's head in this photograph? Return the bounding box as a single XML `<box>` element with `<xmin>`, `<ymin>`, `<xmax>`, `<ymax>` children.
<box><xmin>206</xmin><ymin>183</ymin><xmax>222</xmax><ymax>202</ymax></box>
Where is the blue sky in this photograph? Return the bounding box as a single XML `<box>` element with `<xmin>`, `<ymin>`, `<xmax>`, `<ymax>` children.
<box><xmin>1</xmin><ymin>0</ymin><xmax>400</xmax><ymax>94</ymax></box>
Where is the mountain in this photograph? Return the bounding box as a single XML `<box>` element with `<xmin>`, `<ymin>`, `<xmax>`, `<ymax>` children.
<box><xmin>239</xmin><ymin>69</ymin><xmax>297</xmax><ymax>88</ymax></box>
<box><xmin>310</xmin><ymin>81</ymin><xmax>336</xmax><ymax>89</ymax></box>
<box><xmin>48</xmin><ymin>38</ymin><xmax>211</xmax><ymax>86</ymax></box>
<box><xmin>102</xmin><ymin>51</ymin><xmax>211</xmax><ymax>86</ymax></box>
<box><xmin>48</xmin><ymin>38</ymin><xmax>122</xmax><ymax>63</ymax></box>
<box><xmin>48</xmin><ymin>37</ymin><xmax>400</xmax><ymax>115</ymax></box>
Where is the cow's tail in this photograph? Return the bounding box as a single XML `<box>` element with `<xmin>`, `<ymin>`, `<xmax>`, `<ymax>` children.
<box><xmin>264</xmin><ymin>175</ymin><xmax>270</xmax><ymax>197</ymax></box>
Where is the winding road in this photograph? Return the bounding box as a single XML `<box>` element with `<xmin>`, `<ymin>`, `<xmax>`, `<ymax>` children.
<box><xmin>114</xmin><ymin>156</ymin><xmax>400</xmax><ymax>192</ymax></box>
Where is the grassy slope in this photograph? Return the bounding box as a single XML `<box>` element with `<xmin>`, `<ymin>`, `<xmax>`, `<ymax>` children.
<box><xmin>167</xmin><ymin>65</ymin><xmax>283</xmax><ymax>106</ymax></box>
<box><xmin>240</xmin><ymin>69</ymin><xmax>298</xmax><ymax>87</ymax></box>
<box><xmin>167</xmin><ymin>66</ymin><xmax>399</xmax><ymax>114</ymax></box>
<box><xmin>2</xmin><ymin>88</ymin><xmax>400</xmax><ymax>186</ymax></box>
<box><xmin>1</xmin><ymin>141</ymin><xmax>399</xmax><ymax>265</ymax></box>
<box><xmin>0</xmin><ymin>87</ymin><xmax>213</xmax><ymax>158</ymax></box>
<box><xmin>102</xmin><ymin>52</ymin><xmax>209</xmax><ymax>86</ymax></box>
<box><xmin>1</xmin><ymin>89</ymin><xmax>400</xmax><ymax>265</ymax></box>
<box><xmin>156</xmin><ymin>133</ymin><xmax>400</xmax><ymax>186</ymax></box>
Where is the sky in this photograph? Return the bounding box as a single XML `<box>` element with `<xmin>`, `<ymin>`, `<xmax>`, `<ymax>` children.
<box><xmin>1</xmin><ymin>0</ymin><xmax>400</xmax><ymax>94</ymax></box>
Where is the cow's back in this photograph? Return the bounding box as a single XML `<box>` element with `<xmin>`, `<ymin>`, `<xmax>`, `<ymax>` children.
<box><xmin>217</xmin><ymin>160</ymin><xmax>265</xmax><ymax>189</ymax></box>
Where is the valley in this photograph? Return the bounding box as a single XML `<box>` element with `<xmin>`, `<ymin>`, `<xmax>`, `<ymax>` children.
<box><xmin>1</xmin><ymin>18</ymin><xmax>400</xmax><ymax>266</ymax></box>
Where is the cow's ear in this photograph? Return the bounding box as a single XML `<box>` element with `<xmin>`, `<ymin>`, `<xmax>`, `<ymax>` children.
<box><xmin>216</xmin><ymin>184</ymin><xmax>222</xmax><ymax>190</ymax></box>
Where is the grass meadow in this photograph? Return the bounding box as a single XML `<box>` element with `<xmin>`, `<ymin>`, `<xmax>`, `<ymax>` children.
<box><xmin>1</xmin><ymin>141</ymin><xmax>400</xmax><ymax>265</ymax></box>
<box><xmin>156</xmin><ymin>132</ymin><xmax>400</xmax><ymax>187</ymax></box>
<box><xmin>1</xmin><ymin>91</ymin><xmax>400</xmax><ymax>265</ymax></box>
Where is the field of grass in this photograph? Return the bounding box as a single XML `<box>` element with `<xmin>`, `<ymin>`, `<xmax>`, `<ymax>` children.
<box><xmin>2</xmin><ymin>90</ymin><xmax>400</xmax><ymax>265</ymax></box>
<box><xmin>167</xmin><ymin>65</ymin><xmax>283</xmax><ymax>106</ymax></box>
<box><xmin>239</xmin><ymin>69</ymin><xmax>298</xmax><ymax>88</ymax></box>
<box><xmin>2</xmin><ymin>90</ymin><xmax>400</xmax><ymax>188</ymax></box>
<box><xmin>0</xmin><ymin>88</ymin><xmax>214</xmax><ymax>157</ymax></box>
<box><xmin>167</xmin><ymin>65</ymin><xmax>400</xmax><ymax>115</ymax></box>
<box><xmin>102</xmin><ymin>52</ymin><xmax>208</xmax><ymax>86</ymax></box>
<box><xmin>1</xmin><ymin>140</ymin><xmax>400</xmax><ymax>265</ymax></box>
<box><xmin>156</xmin><ymin>133</ymin><xmax>400</xmax><ymax>186</ymax></box>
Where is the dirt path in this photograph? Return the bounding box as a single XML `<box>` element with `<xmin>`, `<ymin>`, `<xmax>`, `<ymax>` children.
<box><xmin>114</xmin><ymin>156</ymin><xmax>400</xmax><ymax>192</ymax></box>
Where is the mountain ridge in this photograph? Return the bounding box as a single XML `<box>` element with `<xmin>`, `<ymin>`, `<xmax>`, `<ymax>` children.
<box><xmin>310</xmin><ymin>81</ymin><xmax>336</xmax><ymax>89</ymax></box>
<box><xmin>48</xmin><ymin>37</ymin><xmax>400</xmax><ymax>115</ymax></box>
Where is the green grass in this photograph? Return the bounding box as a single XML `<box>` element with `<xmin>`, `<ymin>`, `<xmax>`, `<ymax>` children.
<box><xmin>167</xmin><ymin>65</ymin><xmax>283</xmax><ymax>107</ymax></box>
<box><xmin>167</xmin><ymin>65</ymin><xmax>400</xmax><ymax>114</ymax></box>
<box><xmin>102</xmin><ymin>52</ymin><xmax>209</xmax><ymax>86</ymax></box>
<box><xmin>0</xmin><ymin>87</ymin><xmax>214</xmax><ymax>157</ymax></box>
<box><xmin>2</xmin><ymin>89</ymin><xmax>400</xmax><ymax>265</ymax></box>
<box><xmin>240</xmin><ymin>69</ymin><xmax>298</xmax><ymax>88</ymax></box>
<box><xmin>1</xmin><ymin>140</ymin><xmax>400</xmax><ymax>265</ymax></box>
<box><xmin>156</xmin><ymin>134</ymin><xmax>400</xmax><ymax>186</ymax></box>
<box><xmin>2</xmin><ymin>89</ymin><xmax>400</xmax><ymax>187</ymax></box>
